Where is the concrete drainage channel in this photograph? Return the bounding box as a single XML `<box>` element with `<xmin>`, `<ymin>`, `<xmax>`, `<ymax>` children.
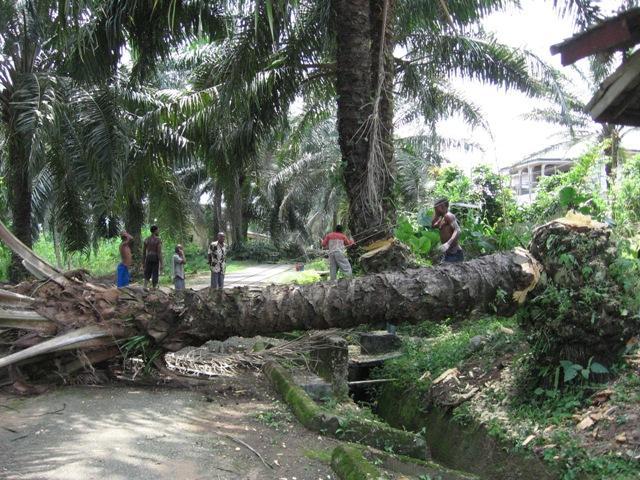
<box><xmin>263</xmin><ymin>331</ymin><xmax>556</xmax><ymax>480</ymax></box>
<box><xmin>263</xmin><ymin>332</ymin><xmax>478</xmax><ymax>480</ymax></box>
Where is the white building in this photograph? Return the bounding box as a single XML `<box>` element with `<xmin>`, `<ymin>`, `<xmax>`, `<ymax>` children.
<box><xmin>500</xmin><ymin>158</ymin><xmax>575</xmax><ymax>204</ymax></box>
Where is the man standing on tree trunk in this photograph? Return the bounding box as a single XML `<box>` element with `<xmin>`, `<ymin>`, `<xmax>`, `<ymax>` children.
<box><xmin>117</xmin><ymin>231</ymin><xmax>133</xmax><ymax>287</ymax></box>
<box><xmin>432</xmin><ymin>198</ymin><xmax>463</xmax><ymax>263</ymax></box>
<box><xmin>322</xmin><ymin>225</ymin><xmax>354</xmax><ymax>280</ymax></box>
<box><xmin>208</xmin><ymin>232</ymin><xmax>226</xmax><ymax>289</ymax></box>
<box><xmin>143</xmin><ymin>225</ymin><xmax>163</xmax><ymax>288</ymax></box>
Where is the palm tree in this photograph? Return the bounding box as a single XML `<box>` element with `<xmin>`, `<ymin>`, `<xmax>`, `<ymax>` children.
<box><xmin>185</xmin><ymin>0</ymin><xmax>563</xmax><ymax>250</ymax></box>
<box><xmin>0</xmin><ymin>0</ymin><xmax>225</xmax><ymax>280</ymax></box>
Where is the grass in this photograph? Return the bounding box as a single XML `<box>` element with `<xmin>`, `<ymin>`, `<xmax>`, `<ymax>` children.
<box><xmin>0</xmin><ymin>234</ymin><xmax>254</xmax><ymax>285</ymax></box>
<box><xmin>376</xmin><ymin>316</ymin><xmax>521</xmax><ymax>392</ymax></box>
<box><xmin>274</xmin><ymin>257</ymin><xmax>328</xmax><ymax>285</ymax></box>
<box><xmin>376</xmin><ymin>315</ymin><xmax>640</xmax><ymax>480</ymax></box>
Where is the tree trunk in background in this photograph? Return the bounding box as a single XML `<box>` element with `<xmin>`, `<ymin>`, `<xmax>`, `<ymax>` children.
<box><xmin>335</xmin><ymin>0</ymin><xmax>396</xmax><ymax>245</ymax></box>
<box><xmin>211</xmin><ymin>183</ymin><xmax>223</xmax><ymax>237</ymax></box>
<box><xmin>369</xmin><ymin>0</ymin><xmax>396</xmax><ymax>235</ymax></box>
<box><xmin>602</xmin><ymin>124</ymin><xmax>620</xmax><ymax>194</ymax></box>
<box><xmin>124</xmin><ymin>194</ymin><xmax>145</xmax><ymax>270</ymax></box>
<box><xmin>336</xmin><ymin>0</ymin><xmax>374</xmax><ymax>244</ymax></box>
<box><xmin>51</xmin><ymin>221</ymin><xmax>63</xmax><ymax>269</ymax></box>
<box><xmin>7</xmin><ymin>136</ymin><xmax>33</xmax><ymax>283</ymax></box>
<box><xmin>229</xmin><ymin>173</ymin><xmax>245</xmax><ymax>249</ymax></box>
<box><xmin>269</xmin><ymin>184</ymin><xmax>285</xmax><ymax>248</ymax></box>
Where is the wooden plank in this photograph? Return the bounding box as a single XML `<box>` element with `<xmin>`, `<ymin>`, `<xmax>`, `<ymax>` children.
<box><xmin>551</xmin><ymin>8</ymin><xmax>640</xmax><ymax>65</ymax></box>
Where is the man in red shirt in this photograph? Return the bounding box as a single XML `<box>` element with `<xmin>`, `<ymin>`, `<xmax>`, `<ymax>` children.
<box><xmin>321</xmin><ymin>225</ymin><xmax>354</xmax><ymax>280</ymax></box>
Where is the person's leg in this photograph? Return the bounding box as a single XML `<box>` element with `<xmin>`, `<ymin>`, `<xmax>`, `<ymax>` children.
<box><xmin>143</xmin><ymin>260</ymin><xmax>151</xmax><ymax>288</ymax></box>
<box><xmin>219</xmin><ymin>273</ymin><xmax>224</xmax><ymax>289</ymax></box>
<box><xmin>116</xmin><ymin>263</ymin><xmax>126</xmax><ymax>287</ymax></box>
<box><xmin>174</xmin><ymin>277</ymin><xmax>185</xmax><ymax>290</ymax></box>
<box><xmin>335</xmin><ymin>251</ymin><xmax>352</xmax><ymax>277</ymax></box>
<box><xmin>329</xmin><ymin>253</ymin><xmax>337</xmax><ymax>280</ymax></box>
<box><xmin>212</xmin><ymin>272</ymin><xmax>220</xmax><ymax>289</ymax></box>
<box><xmin>123</xmin><ymin>265</ymin><xmax>130</xmax><ymax>287</ymax></box>
<box><xmin>211</xmin><ymin>271</ymin><xmax>215</xmax><ymax>288</ymax></box>
<box><xmin>151</xmin><ymin>261</ymin><xmax>159</xmax><ymax>288</ymax></box>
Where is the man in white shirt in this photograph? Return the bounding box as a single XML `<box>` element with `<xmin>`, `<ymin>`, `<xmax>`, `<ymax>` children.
<box><xmin>208</xmin><ymin>232</ymin><xmax>226</xmax><ymax>289</ymax></box>
<box><xmin>173</xmin><ymin>244</ymin><xmax>186</xmax><ymax>290</ymax></box>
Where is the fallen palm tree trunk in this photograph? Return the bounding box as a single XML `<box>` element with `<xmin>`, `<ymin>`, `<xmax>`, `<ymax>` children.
<box><xmin>2</xmin><ymin>213</ymin><xmax>634</xmax><ymax>386</ymax></box>
<box><xmin>0</xmin><ymin>247</ymin><xmax>539</xmax><ymax>376</ymax></box>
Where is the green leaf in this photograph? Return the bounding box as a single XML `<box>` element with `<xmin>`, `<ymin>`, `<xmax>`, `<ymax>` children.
<box><xmin>558</xmin><ymin>186</ymin><xmax>577</xmax><ymax>206</ymax></box>
<box><xmin>590</xmin><ymin>362</ymin><xmax>609</xmax><ymax>374</ymax></box>
<box><xmin>564</xmin><ymin>367</ymin><xmax>578</xmax><ymax>383</ymax></box>
<box><xmin>265</xmin><ymin>0</ymin><xmax>276</xmax><ymax>41</ymax></box>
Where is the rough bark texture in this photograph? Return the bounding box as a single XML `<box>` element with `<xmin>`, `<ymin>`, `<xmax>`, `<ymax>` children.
<box><xmin>520</xmin><ymin>215</ymin><xmax>637</xmax><ymax>374</ymax></box>
<box><xmin>336</xmin><ymin>0</ymin><xmax>397</xmax><ymax>245</ymax></box>
<box><xmin>369</xmin><ymin>0</ymin><xmax>396</xmax><ymax>237</ymax></box>
<box><xmin>1</xmin><ymin>249</ymin><xmax>539</xmax><ymax>371</ymax></box>
<box><xmin>336</xmin><ymin>0</ymin><xmax>375</xmax><ymax>243</ymax></box>
<box><xmin>124</xmin><ymin>194</ymin><xmax>145</xmax><ymax>269</ymax></box>
<box><xmin>7</xmin><ymin>136</ymin><xmax>33</xmax><ymax>283</ymax></box>
<box><xmin>211</xmin><ymin>183</ymin><xmax>223</xmax><ymax>237</ymax></box>
<box><xmin>229</xmin><ymin>172</ymin><xmax>245</xmax><ymax>249</ymax></box>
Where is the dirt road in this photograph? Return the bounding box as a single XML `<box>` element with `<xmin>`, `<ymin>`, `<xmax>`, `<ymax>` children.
<box><xmin>187</xmin><ymin>264</ymin><xmax>294</xmax><ymax>290</ymax></box>
<box><xmin>0</xmin><ymin>375</ymin><xmax>336</xmax><ymax>480</ymax></box>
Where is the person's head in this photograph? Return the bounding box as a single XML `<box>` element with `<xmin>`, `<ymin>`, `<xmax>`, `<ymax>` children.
<box><xmin>434</xmin><ymin>198</ymin><xmax>449</xmax><ymax>216</ymax></box>
<box><xmin>335</xmin><ymin>225</ymin><xmax>343</xmax><ymax>233</ymax></box>
<box><xmin>150</xmin><ymin>225</ymin><xmax>159</xmax><ymax>235</ymax></box>
<box><xmin>175</xmin><ymin>244</ymin><xmax>183</xmax><ymax>254</ymax></box>
<box><xmin>120</xmin><ymin>231</ymin><xmax>129</xmax><ymax>241</ymax></box>
<box><xmin>217</xmin><ymin>232</ymin><xmax>225</xmax><ymax>244</ymax></box>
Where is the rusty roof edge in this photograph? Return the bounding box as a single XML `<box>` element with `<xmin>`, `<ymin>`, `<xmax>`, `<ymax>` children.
<box><xmin>550</xmin><ymin>7</ymin><xmax>640</xmax><ymax>55</ymax></box>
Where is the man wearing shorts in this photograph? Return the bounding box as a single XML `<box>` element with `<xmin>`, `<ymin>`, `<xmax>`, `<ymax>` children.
<box><xmin>117</xmin><ymin>231</ymin><xmax>133</xmax><ymax>287</ymax></box>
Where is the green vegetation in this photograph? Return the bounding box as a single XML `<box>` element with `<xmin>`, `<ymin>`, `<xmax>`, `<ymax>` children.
<box><xmin>330</xmin><ymin>444</ymin><xmax>382</xmax><ymax>480</ymax></box>
<box><xmin>378</xmin><ymin>316</ymin><xmax>521</xmax><ymax>392</ymax></box>
<box><xmin>274</xmin><ymin>258</ymin><xmax>328</xmax><ymax>285</ymax></box>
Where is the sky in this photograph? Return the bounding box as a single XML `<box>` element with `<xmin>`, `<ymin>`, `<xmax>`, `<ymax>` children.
<box><xmin>435</xmin><ymin>0</ymin><xmax>639</xmax><ymax>172</ymax></box>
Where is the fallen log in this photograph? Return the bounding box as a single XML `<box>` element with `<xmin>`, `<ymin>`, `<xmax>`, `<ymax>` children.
<box><xmin>1</xmin><ymin>213</ymin><xmax>634</xmax><ymax>386</ymax></box>
<box><xmin>0</xmin><ymin>247</ymin><xmax>540</xmax><ymax>375</ymax></box>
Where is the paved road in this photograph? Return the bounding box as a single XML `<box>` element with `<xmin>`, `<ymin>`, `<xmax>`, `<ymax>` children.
<box><xmin>187</xmin><ymin>264</ymin><xmax>294</xmax><ymax>290</ymax></box>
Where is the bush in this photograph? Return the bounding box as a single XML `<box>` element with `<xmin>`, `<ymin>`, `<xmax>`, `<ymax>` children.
<box><xmin>229</xmin><ymin>240</ymin><xmax>280</xmax><ymax>262</ymax></box>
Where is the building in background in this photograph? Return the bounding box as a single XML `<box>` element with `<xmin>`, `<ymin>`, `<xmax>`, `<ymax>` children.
<box><xmin>500</xmin><ymin>157</ymin><xmax>575</xmax><ymax>204</ymax></box>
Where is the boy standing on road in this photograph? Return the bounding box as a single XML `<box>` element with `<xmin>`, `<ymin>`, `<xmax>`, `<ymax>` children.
<box><xmin>117</xmin><ymin>231</ymin><xmax>133</xmax><ymax>287</ymax></box>
<box><xmin>321</xmin><ymin>225</ymin><xmax>354</xmax><ymax>280</ymax></box>
<box><xmin>208</xmin><ymin>232</ymin><xmax>226</xmax><ymax>289</ymax></box>
<box><xmin>173</xmin><ymin>244</ymin><xmax>186</xmax><ymax>290</ymax></box>
<box><xmin>432</xmin><ymin>198</ymin><xmax>464</xmax><ymax>263</ymax></box>
<box><xmin>143</xmin><ymin>225</ymin><xmax>163</xmax><ymax>288</ymax></box>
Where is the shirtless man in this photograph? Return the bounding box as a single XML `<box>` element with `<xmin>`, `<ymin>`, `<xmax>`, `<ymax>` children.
<box><xmin>143</xmin><ymin>225</ymin><xmax>163</xmax><ymax>288</ymax></box>
<box><xmin>117</xmin><ymin>231</ymin><xmax>133</xmax><ymax>287</ymax></box>
<box><xmin>432</xmin><ymin>198</ymin><xmax>463</xmax><ymax>263</ymax></box>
